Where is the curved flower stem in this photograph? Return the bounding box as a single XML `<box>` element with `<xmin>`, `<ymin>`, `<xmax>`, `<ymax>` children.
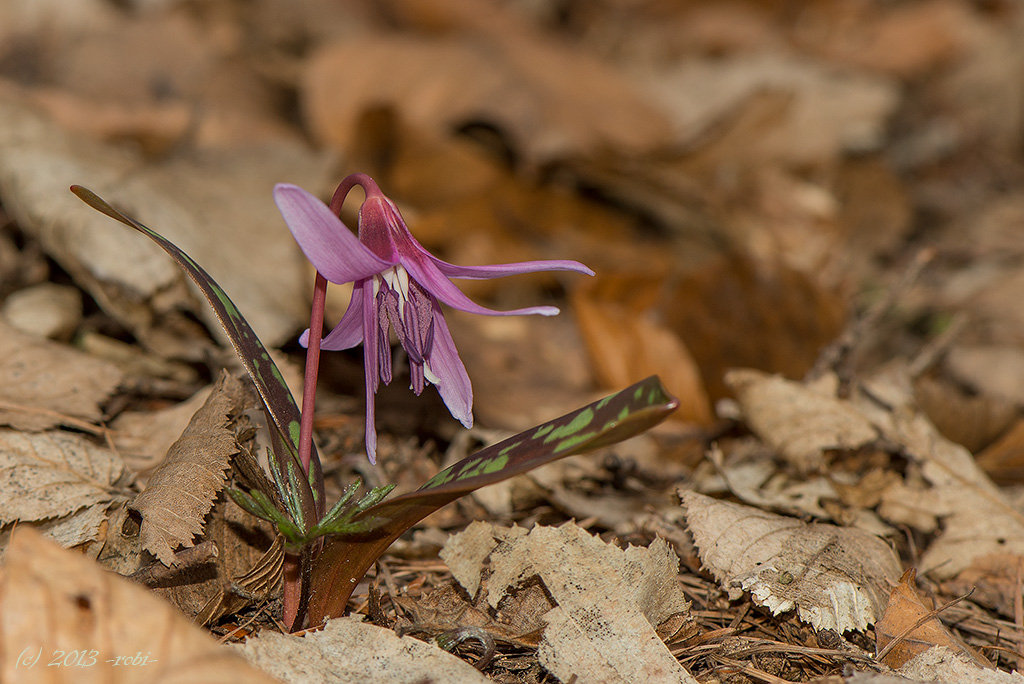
<box><xmin>298</xmin><ymin>271</ymin><xmax>328</xmax><ymax>474</ymax></box>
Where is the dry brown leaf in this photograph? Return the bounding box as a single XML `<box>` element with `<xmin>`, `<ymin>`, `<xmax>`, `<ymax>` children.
<box><xmin>0</xmin><ymin>319</ymin><xmax>123</xmax><ymax>431</ymax></box>
<box><xmin>153</xmin><ymin>492</ymin><xmax>277</xmax><ymax>622</ymax></box>
<box><xmin>946</xmin><ymin>344</ymin><xmax>1024</xmax><ymax>406</ymax></box>
<box><xmin>977</xmin><ymin>417</ymin><xmax>1024</xmax><ymax>484</ymax></box>
<box><xmin>195</xmin><ymin>534</ymin><xmax>283</xmax><ymax>627</ymax></box>
<box><xmin>235</xmin><ymin>616</ymin><xmax>489</xmax><ymax>683</ymax></box>
<box><xmin>681</xmin><ymin>491</ymin><xmax>901</xmax><ymax>632</ymax></box>
<box><xmin>0</xmin><ymin>503</ymin><xmax>110</xmax><ymax>564</ymax></box>
<box><xmin>637</xmin><ymin>52</ymin><xmax>898</xmax><ymax>165</ymax></box>
<box><xmin>130</xmin><ymin>372</ymin><xmax>244</xmax><ymax>566</ymax></box>
<box><xmin>1</xmin><ymin>282</ymin><xmax>83</xmax><ymax>340</ymax></box>
<box><xmin>0</xmin><ymin>93</ymin><xmax>328</xmax><ymax>349</ymax></box>
<box><xmin>573</xmin><ymin>292</ymin><xmax>712</xmax><ymax>425</ymax></box>
<box><xmin>664</xmin><ymin>256</ymin><xmax>847</xmax><ymax>403</ymax></box>
<box><xmin>443</xmin><ymin>521</ymin><xmax>696</xmax><ymax>683</ymax></box>
<box><xmin>943</xmin><ymin>553</ymin><xmax>1024</xmax><ymax>619</ymax></box>
<box><xmin>796</xmin><ymin>0</ymin><xmax>975</xmax><ymax>78</ymax></box>
<box><xmin>0</xmin><ymin>527</ymin><xmax>279</xmax><ymax>683</ymax></box>
<box><xmin>875</xmin><ymin>569</ymin><xmax>990</xmax><ymax>670</ymax></box>
<box><xmin>914</xmin><ymin>374</ymin><xmax>1017</xmax><ymax>455</ymax></box>
<box><xmin>899</xmin><ymin>647</ymin><xmax>1024</xmax><ymax>683</ymax></box>
<box><xmin>726</xmin><ymin>369</ymin><xmax>877</xmax><ymax>472</ymax></box>
<box><xmin>304</xmin><ymin>0</ymin><xmax>672</xmax><ymax>166</ymax></box>
<box><xmin>857</xmin><ymin>368</ymin><xmax>1024</xmax><ymax>579</ymax></box>
<box><xmin>0</xmin><ymin>429</ymin><xmax>126</xmax><ymax>526</ymax></box>
<box><xmin>111</xmin><ymin>384</ymin><xmax>213</xmax><ymax>476</ymax></box>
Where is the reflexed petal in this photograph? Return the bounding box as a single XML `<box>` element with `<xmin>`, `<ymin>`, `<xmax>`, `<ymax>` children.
<box><xmin>301</xmin><ymin>281</ymin><xmax>366</xmax><ymax>350</ymax></box>
<box><xmin>424</xmin><ymin>303</ymin><xmax>473</xmax><ymax>428</ymax></box>
<box><xmin>429</xmin><ymin>254</ymin><xmax>595</xmax><ymax>279</ymax></box>
<box><xmin>362</xmin><ymin>281</ymin><xmax>379</xmax><ymax>464</ymax></box>
<box><xmin>274</xmin><ymin>184</ymin><xmax>391</xmax><ymax>284</ymax></box>
<box><xmin>402</xmin><ymin>253</ymin><xmax>561</xmax><ymax>317</ymax></box>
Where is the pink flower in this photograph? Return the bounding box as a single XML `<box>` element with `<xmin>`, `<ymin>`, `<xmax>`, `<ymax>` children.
<box><xmin>275</xmin><ymin>174</ymin><xmax>593</xmax><ymax>463</ymax></box>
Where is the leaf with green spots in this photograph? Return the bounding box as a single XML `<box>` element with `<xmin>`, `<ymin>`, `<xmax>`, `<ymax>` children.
<box><xmin>69</xmin><ymin>186</ymin><xmax>324</xmax><ymax>519</ymax></box>
<box><xmin>306</xmin><ymin>375</ymin><xmax>678</xmax><ymax>625</ymax></box>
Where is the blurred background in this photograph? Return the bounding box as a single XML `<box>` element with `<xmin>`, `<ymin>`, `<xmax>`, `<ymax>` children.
<box><xmin>1</xmin><ymin>0</ymin><xmax>1024</xmax><ymax>474</ymax></box>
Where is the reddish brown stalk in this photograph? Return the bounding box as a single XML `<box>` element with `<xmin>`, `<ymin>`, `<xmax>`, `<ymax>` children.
<box><xmin>282</xmin><ymin>553</ymin><xmax>301</xmax><ymax>630</ymax></box>
<box><xmin>297</xmin><ymin>271</ymin><xmax>328</xmax><ymax>473</ymax></box>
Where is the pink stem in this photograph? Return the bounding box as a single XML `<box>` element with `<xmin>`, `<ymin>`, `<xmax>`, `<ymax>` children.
<box><xmin>298</xmin><ymin>271</ymin><xmax>328</xmax><ymax>474</ymax></box>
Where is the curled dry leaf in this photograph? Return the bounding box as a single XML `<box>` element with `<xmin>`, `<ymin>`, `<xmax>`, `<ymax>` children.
<box><xmin>236</xmin><ymin>616</ymin><xmax>489</xmax><ymax>684</ymax></box>
<box><xmin>874</xmin><ymin>568</ymin><xmax>990</xmax><ymax>670</ymax></box>
<box><xmin>0</xmin><ymin>527</ymin><xmax>278</xmax><ymax>683</ymax></box>
<box><xmin>442</xmin><ymin>521</ymin><xmax>697</xmax><ymax>684</ymax></box>
<box><xmin>725</xmin><ymin>369</ymin><xmax>877</xmax><ymax>472</ymax></box>
<box><xmin>0</xmin><ymin>319</ymin><xmax>123</xmax><ymax>431</ymax></box>
<box><xmin>681</xmin><ymin>491</ymin><xmax>901</xmax><ymax>632</ymax></box>
<box><xmin>130</xmin><ymin>372</ymin><xmax>245</xmax><ymax>566</ymax></box>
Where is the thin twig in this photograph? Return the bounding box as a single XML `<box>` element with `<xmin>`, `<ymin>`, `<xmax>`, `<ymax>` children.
<box><xmin>807</xmin><ymin>247</ymin><xmax>935</xmax><ymax>388</ymax></box>
<box><xmin>128</xmin><ymin>541</ymin><xmax>218</xmax><ymax>586</ymax></box>
<box><xmin>875</xmin><ymin>589</ymin><xmax>974</xmax><ymax>663</ymax></box>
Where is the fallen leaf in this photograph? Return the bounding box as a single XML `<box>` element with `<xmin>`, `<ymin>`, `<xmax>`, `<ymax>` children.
<box><xmin>726</xmin><ymin>369</ymin><xmax>877</xmax><ymax>472</ymax></box>
<box><xmin>443</xmin><ymin>521</ymin><xmax>697</xmax><ymax>683</ymax></box>
<box><xmin>899</xmin><ymin>647</ymin><xmax>1023</xmax><ymax>684</ymax></box>
<box><xmin>664</xmin><ymin>256</ymin><xmax>847</xmax><ymax>403</ymax></box>
<box><xmin>977</xmin><ymin>417</ymin><xmax>1024</xmax><ymax>484</ymax></box>
<box><xmin>796</xmin><ymin>0</ymin><xmax>974</xmax><ymax>78</ymax></box>
<box><xmin>945</xmin><ymin>344</ymin><xmax>1024</xmax><ymax>406</ymax></box>
<box><xmin>155</xmin><ymin>494</ymin><xmax>277</xmax><ymax>623</ymax></box>
<box><xmin>573</xmin><ymin>291</ymin><xmax>713</xmax><ymax>425</ymax></box>
<box><xmin>637</xmin><ymin>52</ymin><xmax>898</xmax><ymax>165</ymax></box>
<box><xmin>304</xmin><ymin>0</ymin><xmax>672</xmax><ymax>166</ymax></box>
<box><xmin>0</xmin><ymin>429</ymin><xmax>127</xmax><ymax>526</ymax></box>
<box><xmin>857</xmin><ymin>367</ymin><xmax>1024</xmax><ymax>579</ymax></box>
<box><xmin>943</xmin><ymin>553</ymin><xmax>1024</xmax><ymax>619</ymax></box>
<box><xmin>1</xmin><ymin>282</ymin><xmax>82</xmax><ymax>340</ymax></box>
<box><xmin>130</xmin><ymin>372</ymin><xmax>245</xmax><ymax>565</ymax></box>
<box><xmin>681</xmin><ymin>491</ymin><xmax>901</xmax><ymax>632</ymax></box>
<box><xmin>0</xmin><ymin>93</ymin><xmax>328</xmax><ymax>349</ymax></box>
<box><xmin>0</xmin><ymin>527</ymin><xmax>279</xmax><ymax>683</ymax></box>
<box><xmin>0</xmin><ymin>319</ymin><xmax>123</xmax><ymax>431</ymax></box>
<box><xmin>914</xmin><ymin>374</ymin><xmax>1016</xmax><ymax>454</ymax></box>
<box><xmin>874</xmin><ymin>568</ymin><xmax>990</xmax><ymax>669</ymax></box>
<box><xmin>111</xmin><ymin>384</ymin><xmax>214</xmax><ymax>475</ymax></box>
<box><xmin>235</xmin><ymin>616</ymin><xmax>489</xmax><ymax>683</ymax></box>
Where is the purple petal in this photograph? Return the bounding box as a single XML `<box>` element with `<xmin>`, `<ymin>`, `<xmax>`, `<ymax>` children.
<box><xmin>402</xmin><ymin>254</ymin><xmax>561</xmax><ymax>317</ymax></box>
<box><xmin>425</xmin><ymin>303</ymin><xmax>473</xmax><ymax>428</ymax></box>
<box><xmin>362</xmin><ymin>281</ymin><xmax>379</xmax><ymax>464</ymax></box>
<box><xmin>299</xmin><ymin>281</ymin><xmax>367</xmax><ymax>351</ymax></box>
<box><xmin>429</xmin><ymin>254</ymin><xmax>594</xmax><ymax>280</ymax></box>
<box><xmin>274</xmin><ymin>184</ymin><xmax>392</xmax><ymax>284</ymax></box>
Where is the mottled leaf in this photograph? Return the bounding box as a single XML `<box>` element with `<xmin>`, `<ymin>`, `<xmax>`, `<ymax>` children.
<box><xmin>69</xmin><ymin>186</ymin><xmax>323</xmax><ymax>519</ymax></box>
<box><xmin>307</xmin><ymin>375</ymin><xmax>678</xmax><ymax>625</ymax></box>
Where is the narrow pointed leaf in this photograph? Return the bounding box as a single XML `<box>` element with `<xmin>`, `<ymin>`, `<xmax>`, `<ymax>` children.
<box><xmin>307</xmin><ymin>375</ymin><xmax>678</xmax><ymax>625</ymax></box>
<box><xmin>226</xmin><ymin>488</ymin><xmax>276</xmax><ymax>523</ymax></box>
<box><xmin>70</xmin><ymin>186</ymin><xmax>325</xmax><ymax>517</ymax></box>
